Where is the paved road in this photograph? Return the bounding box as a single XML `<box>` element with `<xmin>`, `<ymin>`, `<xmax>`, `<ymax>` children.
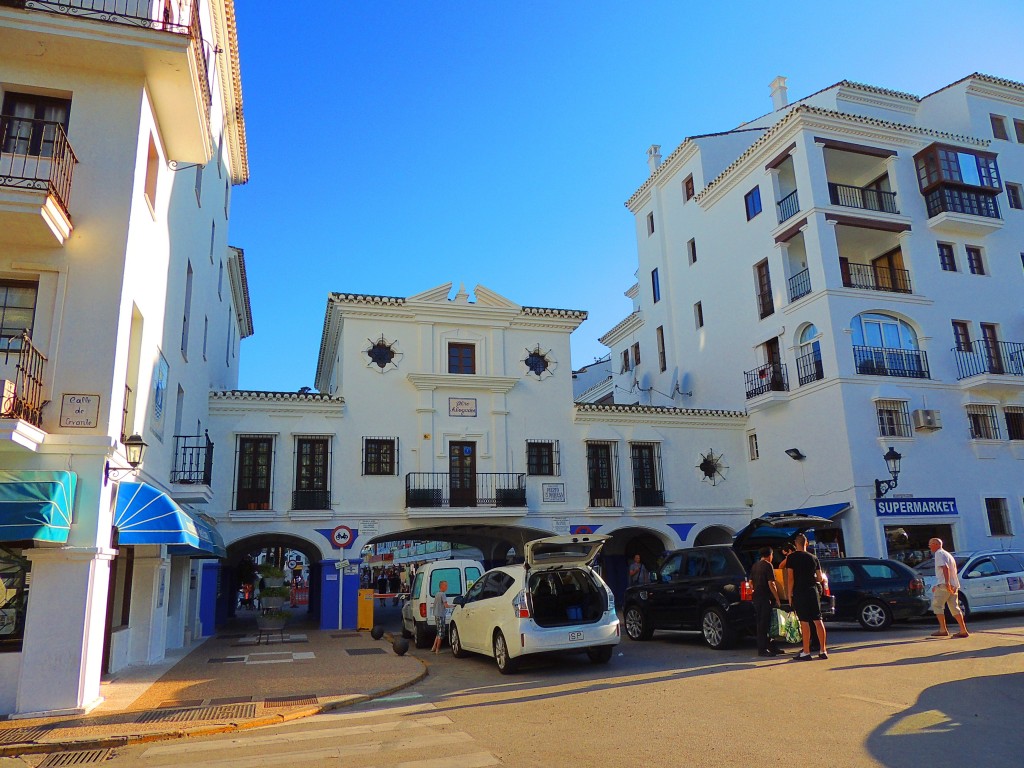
<box><xmin>92</xmin><ymin>610</ymin><xmax>1024</xmax><ymax>768</ymax></box>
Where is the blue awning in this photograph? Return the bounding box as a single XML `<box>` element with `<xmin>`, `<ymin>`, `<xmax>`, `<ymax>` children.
<box><xmin>168</xmin><ymin>510</ymin><xmax>225</xmax><ymax>559</ymax></box>
<box><xmin>0</xmin><ymin>470</ymin><xmax>77</xmax><ymax>543</ymax></box>
<box><xmin>767</xmin><ymin>503</ymin><xmax>850</xmax><ymax>520</ymax></box>
<box><xmin>113</xmin><ymin>482</ymin><xmax>200</xmax><ymax>549</ymax></box>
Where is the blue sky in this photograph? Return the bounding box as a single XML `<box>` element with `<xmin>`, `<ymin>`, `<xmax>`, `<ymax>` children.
<box><xmin>232</xmin><ymin>1</ymin><xmax>1024</xmax><ymax>392</ymax></box>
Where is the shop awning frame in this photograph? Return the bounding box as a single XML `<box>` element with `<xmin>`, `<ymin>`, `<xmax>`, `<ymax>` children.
<box><xmin>0</xmin><ymin>470</ymin><xmax>77</xmax><ymax>544</ymax></box>
<box><xmin>113</xmin><ymin>482</ymin><xmax>200</xmax><ymax>549</ymax></box>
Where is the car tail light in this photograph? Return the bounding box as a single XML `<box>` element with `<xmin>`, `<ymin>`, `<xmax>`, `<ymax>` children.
<box><xmin>513</xmin><ymin>588</ymin><xmax>532</xmax><ymax>619</ymax></box>
<box><xmin>604</xmin><ymin>582</ymin><xmax>616</xmax><ymax>614</ymax></box>
<box><xmin>910</xmin><ymin>577</ymin><xmax>924</xmax><ymax>595</ymax></box>
<box><xmin>740</xmin><ymin>579</ymin><xmax>754</xmax><ymax>601</ymax></box>
<box><xmin>419</xmin><ymin>603</ymin><xmax>426</xmax><ymax>619</ymax></box>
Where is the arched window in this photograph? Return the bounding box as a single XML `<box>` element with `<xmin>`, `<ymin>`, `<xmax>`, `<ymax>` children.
<box><xmin>797</xmin><ymin>324</ymin><xmax>823</xmax><ymax>385</ymax></box>
<box><xmin>851</xmin><ymin>313</ymin><xmax>928</xmax><ymax>378</ymax></box>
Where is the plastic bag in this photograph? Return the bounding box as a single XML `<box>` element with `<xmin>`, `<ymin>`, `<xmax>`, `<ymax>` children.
<box><xmin>782</xmin><ymin>611</ymin><xmax>803</xmax><ymax>644</ymax></box>
<box><xmin>770</xmin><ymin>608</ymin><xmax>788</xmax><ymax>640</ymax></box>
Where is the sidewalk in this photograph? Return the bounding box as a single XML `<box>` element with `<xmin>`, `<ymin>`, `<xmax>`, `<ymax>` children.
<box><xmin>0</xmin><ymin>614</ymin><xmax>426</xmax><ymax>759</ymax></box>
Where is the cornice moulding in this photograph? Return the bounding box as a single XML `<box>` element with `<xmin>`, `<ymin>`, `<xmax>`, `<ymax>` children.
<box><xmin>406</xmin><ymin>373</ymin><xmax>519</xmax><ymax>393</ymax></box>
<box><xmin>599</xmin><ymin>312</ymin><xmax>644</xmax><ymax>346</ymax></box>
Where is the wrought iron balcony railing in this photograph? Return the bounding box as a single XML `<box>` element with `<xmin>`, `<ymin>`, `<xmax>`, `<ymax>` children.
<box><xmin>291</xmin><ymin>488</ymin><xmax>331</xmax><ymax>510</ymax></box>
<box><xmin>954</xmin><ymin>340</ymin><xmax>1024</xmax><ymax>380</ymax></box>
<box><xmin>853</xmin><ymin>346</ymin><xmax>930</xmax><ymax>379</ymax></box>
<box><xmin>633</xmin><ymin>488</ymin><xmax>664</xmax><ymax>508</ymax></box>
<box><xmin>840</xmin><ymin>262</ymin><xmax>912</xmax><ymax>293</ymax></box>
<box><xmin>788</xmin><ymin>268</ymin><xmax>811</xmax><ymax>301</ymax></box>
<box><xmin>924</xmin><ymin>186</ymin><xmax>1000</xmax><ymax>219</ymax></box>
<box><xmin>0</xmin><ymin>116</ymin><xmax>77</xmax><ymax>216</ymax></box>
<box><xmin>745</xmin><ymin>362</ymin><xmax>789</xmax><ymax>399</ymax></box>
<box><xmin>796</xmin><ymin>349</ymin><xmax>824</xmax><ymax>386</ymax></box>
<box><xmin>828</xmin><ymin>182</ymin><xmax>899</xmax><ymax>214</ymax></box>
<box><xmin>777</xmin><ymin>189</ymin><xmax>799</xmax><ymax>223</ymax></box>
<box><xmin>405</xmin><ymin>472</ymin><xmax>526</xmax><ymax>509</ymax></box>
<box><xmin>0</xmin><ymin>331</ymin><xmax>47</xmax><ymax>428</ymax></box>
<box><xmin>171</xmin><ymin>431</ymin><xmax>214</xmax><ymax>485</ymax></box>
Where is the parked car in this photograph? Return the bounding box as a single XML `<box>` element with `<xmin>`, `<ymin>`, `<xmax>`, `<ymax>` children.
<box><xmin>820</xmin><ymin>557</ymin><xmax>928</xmax><ymax>629</ymax></box>
<box><xmin>915</xmin><ymin>550</ymin><xmax>1024</xmax><ymax>618</ymax></box>
<box><xmin>401</xmin><ymin>559</ymin><xmax>483</xmax><ymax>648</ymax></box>
<box><xmin>447</xmin><ymin>534</ymin><xmax>620</xmax><ymax>673</ymax></box>
<box><xmin>622</xmin><ymin>512</ymin><xmax>835</xmax><ymax>650</ymax></box>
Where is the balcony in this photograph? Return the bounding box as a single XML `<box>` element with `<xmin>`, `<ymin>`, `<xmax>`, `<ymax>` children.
<box><xmin>796</xmin><ymin>349</ymin><xmax>824</xmax><ymax>386</ymax></box>
<box><xmin>291</xmin><ymin>489</ymin><xmax>331</xmax><ymax>511</ymax></box>
<box><xmin>840</xmin><ymin>262</ymin><xmax>912</xmax><ymax>294</ymax></box>
<box><xmin>788</xmin><ymin>268</ymin><xmax>811</xmax><ymax>301</ymax></box>
<box><xmin>954</xmin><ymin>340</ymin><xmax>1024</xmax><ymax>396</ymax></box>
<box><xmin>0</xmin><ymin>1</ymin><xmax>213</xmax><ymax>165</ymax></box>
<box><xmin>0</xmin><ymin>332</ymin><xmax>47</xmax><ymax>429</ymax></box>
<box><xmin>777</xmin><ymin>190</ymin><xmax>799</xmax><ymax>224</ymax></box>
<box><xmin>853</xmin><ymin>346</ymin><xmax>930</xmax><ymax>379</ymax></box>
<box><xmin>405</xmin><ymin>472</ymin><xmax>526</xmax><ymax>513</ymax></box>
<box><xmin>0</xmin><ymin>116</ymin><xmax>77</xmax><ymax>245</ymax></box>
<box><xmin>170</xmin><ymin>432</ymin><xmax>213</xmax><ymax>484</ymax></box>
<box><xmin>633</xmin><ymin>488</ymin><xmax>664</xmax><ymax>508</ymax></box>
<box><xmin>915</xmin><ymin>143</ymin><xmax>1003</xmax><ymax>235</ymax></box>
<box><xmin>828</xmin><ymin>183</ymin><xmax>899</xmax><ymax>214</ymax></box>
<box><xmin>745</xmin><ymin>362</ymin><xmax>789</xmax><ymax>400</ymax></box>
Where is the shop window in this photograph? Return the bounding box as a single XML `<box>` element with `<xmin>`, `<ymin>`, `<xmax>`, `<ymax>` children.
<box><xmin>985</xmin><ymin>498</ymin><xmax>1012</xmax><ymax>536</ymax></box>
<box><xmin>876</xmin><ymin>400</ymin><xmax>911</xmax><ymax>438</ymax></box>
<box><xmin>526</xmin><ymin>440</ymin><xmax>559</xmax><ymax>476</ymax></box>
<box><xmin>967</xmin><ymin>404</ymin><xmax>1000</xmax><ymax>440</ymax></box>
<box><xmin>0</xmin><ymin>547</ymin><xmax>30</xmax><ymax>652</ymax></box>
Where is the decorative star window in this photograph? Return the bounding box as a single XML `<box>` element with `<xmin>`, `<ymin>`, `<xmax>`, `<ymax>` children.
<box><xmin>522</xmin><ymin>345</ymin><xmax>557</xmax><ymax>380</ymax></box>
<box><xmin>697</xmin><ymin>450</ymin><xmax>728</xmax><ymax>486</ymax></box>
<box><xmin>365</xmin><ymin>334</ymin><xmax>402</xmax><ymax>373</ymax></box>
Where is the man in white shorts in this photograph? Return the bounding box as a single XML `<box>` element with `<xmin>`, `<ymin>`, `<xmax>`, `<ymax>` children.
<box><xmin>928</xmin><ymin>538</ymin><xmax>969</xmax><ymax>638</ymax></box>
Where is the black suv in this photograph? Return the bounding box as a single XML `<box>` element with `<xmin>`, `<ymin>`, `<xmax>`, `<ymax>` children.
<box><xmin>622</xmin><ymin>512</ymin><xmax>836</xmax><ymax>649</ymax></box>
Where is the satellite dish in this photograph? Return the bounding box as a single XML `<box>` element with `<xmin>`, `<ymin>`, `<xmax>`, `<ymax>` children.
<box><xmin>676</xmin><ymin>370</ymin><xmax>693</xmax><ymax>398</ymax></box>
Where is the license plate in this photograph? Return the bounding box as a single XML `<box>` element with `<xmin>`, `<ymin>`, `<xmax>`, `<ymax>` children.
<box><xmin>568</xmin><ymin>631</ymin><xmax>584</xmax><ymax>642</ymax></box>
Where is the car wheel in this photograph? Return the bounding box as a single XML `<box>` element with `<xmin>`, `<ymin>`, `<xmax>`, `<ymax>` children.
<box><xmin>624</xmin><ymin>606</ymin><xmax>654</xmax><ymax>641</ymax></box>
<box><xmin>701</xmin><ymin>606</ymin><xmax>735</xmax><ymax>650</ymax></box>
<box><xmin>413</xmin><ymin>621</ymin><xmax>431</xmax><ymax>649</ymax></box>
<box><xmin>400</xmin><ymin>624</ymin><xmax>413</xmax><ymax>639</ymax></box>
<box><xmin>449</xmin><ymin>623</ymin><xmax>466</xmax><ymax>658</ymax></box>
<box><xmin>493</xmin><ymin>630</ymin><xmax>518</xmax><ymax>674</ymax></box>
<box><xmin>586</xmin><ymin>645</ymin><xmax>614</xmax><ymax>664</ymax></box>
<box><xmin>857</xmin><ymin>599</ymin><xmax>892</xmax><ymax>630</ymax></box>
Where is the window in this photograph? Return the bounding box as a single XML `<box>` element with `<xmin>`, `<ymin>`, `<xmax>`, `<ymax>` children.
<box><xmin>646</xmin><ymin>212</ymin><xmax>655</xmax><ymax>236</ymax></box>
<box><xmin>224</xmin><ymin>179</ymin><xmax>230</xmax><ymax>219</ymax></box>
<box><xmin>632</xmin><ymin>342</ymin><xmax>640</xmax><ymax>366</ymax></box>
<box><xmin>985</xmin><ymin>498</ymin><xmax>1012</xmax><ymax>536</ymax></box>
<box><xmin>362</xmin><ymin>437</ymin><xmax>398</xmax><ymax>476</ymax></box>
<box><xmin>687</xmin><ymin>238</ymin><xmax>697</xmax><ymax>264</ymax></box>
<box><xmin>754</xmin><ymin>260</ymin><xmax>773</xmax><ymax>319</ymax></box>
<box><xmin>747</xmin><ymin>432</ymin><xmax>759</xmax><ymax>461</ymax></box>
<box><xmin>1007</xmin><ymin>183</ymin><xmax>1023</xmax><ymax>210</ymax></box>
<box><xmin>744</xmin><ymin>186</ymin><xmax>762</xmax><ymax>220</ymax></box>
<box><xmin>226</xmin><ymin>306</ymin><xmax>234</xmax><ymax>366</ymax></box>
<box><xmin>620</xmin><ymin>349</ymin><xmax>631</xmax><ymax>374</ymax></box>
<box><xmin>990</xmin><ymin>114</ymin><xmax>1009</xmax><ymax>141</ymax></box>
<box><xmin>656</xmin><ymin>325</ymin><xmax>666</xmax><ymax>372</ymax></box>
<box><xmin>181</xmin><ymin>261</ymin><xmax>193</xmax><ymax>358</ymax></box>
<box><xmin>586</xmin><ymin>441</ymin><xmax>618</xmax><ymax>507</ymax></box>
<box><xmin>694</xmin><ymin>301</ymin><xmax>704</xmax><ymax>329</ymax></box>
<box><xmin>966</xmin><ymin>246</ymin><xmax>985</xmax><ymax>275</ymax></box>
<box><xmin>1016</xmin><ymin>119</ymin><xmax>1024</xmax><ymax>144</ymax></box>
<box><xmin>851</xmin><ymin>313</ymin><xmax>926</xmax><ymax>378</ymax></box>
<box><xmin>938</xmin><ymin>243</ymin><xmax>957</xmax><ymax>272</ymax></box>
<box><xmin>1005</xmin><ymin>407</ymin><xmax>1024</xmax><ymax>441</ymax></box>
<box><xmin>0</xmin><ymin>92</ymin><xmax>70</xmax><ymax>157</ymax></box>
<box><xmin>683</xmin><ymin>175</ymin><xmax>695</xmax><ymax>201</ymax></box>
<box><xmin>209</xmin><ymin>220</ymin><xmax>216</xmax><ymax>261</ymax></box>
<box><xmin>448</xmin><ymin>343</ymin><xmax>475</xmax><ymax>374</ymax></box>
<box><xmin>202</xmin><ymin>315</ymin><xmax>208</xmax><ymax>360</ymax></box>
<box><xmin>218</xmin><ymin>260</ymin><xmax>224</xmax><ymax>300</ymax></box>
<box><xmin>526</xmin><ymin>440</ymin><xmax>559</xmax><ymax>476</ymax></box>
<box><xmin>796</xmin><ymin>324</ymin><xmax>823</xmax><ymax>385</ymax></box>
<box><xmin>0</xmin><ymin>280</ymin><xmax>37</xmax><ymax>351</ymax></box>
<box><xmin>861</xmin><ymin>562</ymin><xmax>901</xmax><ymax>580</ymax></box>
<box><xmin>235</xmin><ymin>435</ymin><xmax>273</xmax><ymax>510</ymax></box>
<box><xmin>967</xmin><ymin>404</ymin><xmax>1000</xmax><ymax>440</ymax></box>
<box><xmin>952</xmin><ymin>321</ymin><xmax>971</xmax><ymax>352</ymax></box>
<box><xmin>0</xmin><ymin>547</ymin><xmax>30</xmax><ymax>651</ymax></box>
<box><xmin>631</xmin><ymin>442</ymin><xmax>663</xmax><ymax>507</ymax></box>
<box><xmin>144</xmin><ymin>135</ymin><xmax>159</xmax><ymax>211</ymax></box>
<box><xmin>876</xmin><ymin>400</ymin><xmax>911</xmax><ymax>438</ymax></box>
<box><xmin>194</xmin><ymin>164</ymin><xmax>202</xmax><ymax>205</ymax></box>
<box><xmin>294</xmin><ymin>436</ymin><xmax>330</xmax><ymax>509</ymax></box>
<box><xmin>651</xmin><ymin>268</ymin><xmax>660</xmax><ymax>303</ymax></box>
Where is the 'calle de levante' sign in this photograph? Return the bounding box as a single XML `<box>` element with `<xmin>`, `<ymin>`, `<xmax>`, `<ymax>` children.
<box><xmin>875</xmin><ymin>498</ymin><xmax>958</xmax><ymax>517</ymax></box>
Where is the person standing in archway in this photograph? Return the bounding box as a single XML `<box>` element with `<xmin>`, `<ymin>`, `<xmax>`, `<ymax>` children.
<box><xmin>628</xmin><ymin>553</ymin><xmax>648</xmax><ymax>586</ymax></box>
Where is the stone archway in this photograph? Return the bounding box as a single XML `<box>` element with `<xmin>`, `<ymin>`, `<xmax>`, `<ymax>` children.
<box><xmin>224</xmin><ymin>532</ymin><xmax>326</xmax><ymax>624</ymax></box>
<box><xmin>601</xmin><ymin>526</ymin><xmax>670</xmax><ymax>603</ymax></box>
<box><xmin>693</xmin><ymin>525</ymin><xmax>735</xmax><ymax>546</ymax></box>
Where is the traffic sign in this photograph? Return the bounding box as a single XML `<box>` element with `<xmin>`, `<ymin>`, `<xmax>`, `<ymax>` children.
<box><xmin>331</xmin><ymin>525</ymin><xmax>354</xmax><ymax>548</ymax></box>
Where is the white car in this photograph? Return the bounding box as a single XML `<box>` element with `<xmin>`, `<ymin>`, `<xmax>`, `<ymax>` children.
<box><xmin>447</xmin><ymin>534</ymin><xmax>620</xmax><ymax>673</ymax></box>
<box><xmin>916</xmin><ymin>550</ymin><xmax>1024</xmax><ymax>617</ymax></box>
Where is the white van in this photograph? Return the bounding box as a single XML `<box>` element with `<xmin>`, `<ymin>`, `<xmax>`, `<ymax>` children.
<box><xmin>401</xmin><ymin>559</ymin><xmax>484</xmax><ymax>648</ymax></box>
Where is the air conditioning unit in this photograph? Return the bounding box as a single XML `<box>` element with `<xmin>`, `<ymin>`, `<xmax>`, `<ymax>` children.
<box><xmin>912</xmin><ymin>409</ymin><xmax>942</xmax><ymax>431</ymax></box>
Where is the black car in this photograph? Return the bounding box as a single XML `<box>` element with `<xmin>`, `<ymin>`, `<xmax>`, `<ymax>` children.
<box><xmin>821</xmin><ymin>557</ymin><xmax>928</xmax><ymax>630</ymax></box>
<box><xmin>621</xmin><ymin>512</ymin><xmax>836</xmax><ymax>649</ymax></box>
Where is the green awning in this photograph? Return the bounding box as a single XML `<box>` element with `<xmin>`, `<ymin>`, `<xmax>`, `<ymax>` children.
<box><xmin>0</xmin><ymin>470</ymin><xmax>77</xmax><ymax>543</ymax></box>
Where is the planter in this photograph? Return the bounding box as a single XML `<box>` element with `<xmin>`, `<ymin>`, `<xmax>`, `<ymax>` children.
<box><xmin>256</xmin><ymin>614</ymin><xmax>287</xmax><ymax>631</ymax></box>
<box><xmin>261</xmin><ymin>577</ymin><xmax>285</xmax><ymax>588</ymax></box>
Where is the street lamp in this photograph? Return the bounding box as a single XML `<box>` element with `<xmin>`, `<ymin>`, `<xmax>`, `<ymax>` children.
<box><xmin>874</xmin><ymin>446</ymin><xmax>902</xmax><ymax>498</ymax></box>
<box><xmin>104</xmin><ymin>433</ymin><xmax>148</xmax><ymax>486</ymax></box>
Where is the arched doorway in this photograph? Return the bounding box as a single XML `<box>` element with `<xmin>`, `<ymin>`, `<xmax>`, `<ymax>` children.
<box><xmin>224</xmin><ymin>533</ymin><xmax>325</xmax><ymax>627</ymax></box>
<box><xmin>694</xmin><ymin>525</ymin><xmax>734</xmax><ymax>546</ymax></box>
<box><xmin>601</xmin><ymin>526</ymin><xmax>669</xmax><ymax>603</ymax></box>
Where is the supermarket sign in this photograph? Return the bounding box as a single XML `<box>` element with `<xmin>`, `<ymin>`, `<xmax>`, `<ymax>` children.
<box><xmin>875</xmin><ymin>498</ymin><xmax>958</xmax><ymax>517</ymax></box>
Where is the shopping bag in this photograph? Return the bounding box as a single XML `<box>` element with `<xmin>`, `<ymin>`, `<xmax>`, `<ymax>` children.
<box><xmin>782</xmin><ymin>611</ymin><xmax>803</xmax><ymax>644</ymax></box>
<box><xmin>770</xmin><ymin>608</ymin><xmax>788</xmax><ymax>640</ymax></box>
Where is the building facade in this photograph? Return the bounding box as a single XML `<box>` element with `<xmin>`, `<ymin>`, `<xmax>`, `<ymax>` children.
<box><xmin>0</xmin><ymin>0</ymin><xmax>249</xmax><ymax>717</ymax></box>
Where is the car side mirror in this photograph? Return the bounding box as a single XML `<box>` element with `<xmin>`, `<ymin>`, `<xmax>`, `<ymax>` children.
<box><xmin>453</xmin><ymin>596</ymin><xmax>465</xmax><ymax>606</ymax></box>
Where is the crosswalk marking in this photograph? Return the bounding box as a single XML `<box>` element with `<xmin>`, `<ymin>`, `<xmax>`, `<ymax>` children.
<box><xmin>392</xmin><ymin>752</ymin><xmax>501</xmax><ymax>768</ymax></box>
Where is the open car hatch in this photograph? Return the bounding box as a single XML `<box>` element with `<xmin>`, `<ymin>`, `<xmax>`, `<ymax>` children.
<box><xmin>524</xmin><ymin>534</ymin><xmax>609</xmax><ymax>571</ymax></box>
<box><xmin>732</xmin><ymin>512</ymin><xmax>836</xmax><ymax>552</ymax></box>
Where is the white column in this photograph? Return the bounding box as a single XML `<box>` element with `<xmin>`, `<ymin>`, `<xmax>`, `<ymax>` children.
<box><xmin>128</xmin><ymin>550</ymin><xmax>169</xmax><ymax>665</ymax></box>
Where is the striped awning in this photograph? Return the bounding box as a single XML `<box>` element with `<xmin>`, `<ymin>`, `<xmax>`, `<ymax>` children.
<box><xmin>0</xmin><ymin>470</ymin><xmax>77</xmax><ymax>543</ymax></box>
<box><xmin>113</xmin><ymin>482</ymin><xmax>200</xmax><ymax>549</ymax></box>
<box><xmin>168</xmin><ymin>510</ymin><xmax>226</xmax><ymax>558</ymax></box>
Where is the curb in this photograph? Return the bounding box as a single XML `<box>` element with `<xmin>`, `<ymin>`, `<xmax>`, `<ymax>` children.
<box><xmin>0</xmin><ymin>656</ymin><xmax>429</xmax><ymax>759</ymax></box>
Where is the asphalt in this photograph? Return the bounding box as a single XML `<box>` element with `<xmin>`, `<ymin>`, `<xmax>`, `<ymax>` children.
<box><xmin>0</xmin><ymin>609</ymin><xmax>426</xmax><ymax>759</ymax></box>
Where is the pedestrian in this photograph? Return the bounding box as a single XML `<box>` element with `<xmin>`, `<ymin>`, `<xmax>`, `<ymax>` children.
<box><xmin>627</xmin><ymin>553</ymin><xmax>648</xmax><ymax>586</ymax></box>
<box><xmin>431</xmin><ymin>580</ymin><xmax>451</xmax><ymax>654</ymax></box>
<box><xmin>389</xmin><ymin>570</ymin><xmax>401</xmax><ymax>606</ymax></box>
<box><xmin>928</xmin><ymin>538</ymin><xmax>969</xmax><ymax>638</ymax></box>
<box><xmin>376</xmin><ymin>570</ymin><xmax>387</xmax><ymax>607</ymax></box>
<box><xmin>750</xmin><ymin>546</ymin><xmax>784</xmax><ymax>657</ymax></box>
<box><xmin>785</xmin><ymin>533</ymin><xmax>828</xmax><ymax>660</ymax></box>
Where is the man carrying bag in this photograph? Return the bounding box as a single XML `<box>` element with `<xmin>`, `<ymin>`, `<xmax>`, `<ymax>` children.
<box><xmin>750</xmin><ymin>546</ymin><xmax>785</xmax><ymax>657</ymax></box>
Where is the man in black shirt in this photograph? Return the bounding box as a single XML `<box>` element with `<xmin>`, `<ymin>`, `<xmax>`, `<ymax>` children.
<box><xmin>785</xmin><ymin>533</ymin><xmax>828</xmax><ymax>660</ymax></box>
<box><xmin>749</xmin><ymin>546</ymin><xmax>782</xmax><ymax>657</ymax></box>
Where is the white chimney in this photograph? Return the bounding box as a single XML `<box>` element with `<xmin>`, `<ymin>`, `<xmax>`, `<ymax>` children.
<box><xmin>770</xmin><ymin>76</ymin><xmax>788</xmax><ymax>111</ymax></box>
<box><xmin>646</xmin><ymin>144</ymin><xmax>663</xmax><ymax>173</ymax></box>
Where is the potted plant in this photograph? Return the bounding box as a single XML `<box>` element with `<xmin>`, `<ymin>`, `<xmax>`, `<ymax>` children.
<box><xmin>259</xmin><ymin>585</ymin><xmax>290</xmax><ymax>610</ymax></box>
<box><xmin>258</xmin><ymin>563</ymin><xmax>286</xmax><ymax>587</ymax></box>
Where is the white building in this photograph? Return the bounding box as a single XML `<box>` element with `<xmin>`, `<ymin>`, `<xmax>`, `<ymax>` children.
<box><xmin>0</xmin><ymin>0</ymin><xmax>249</xmax><ymax>717</ymax></box>
<box><xmin>610</xmin><ymin>73</ymin><xmax>1024</xmax><ymax>565</ymax></box>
